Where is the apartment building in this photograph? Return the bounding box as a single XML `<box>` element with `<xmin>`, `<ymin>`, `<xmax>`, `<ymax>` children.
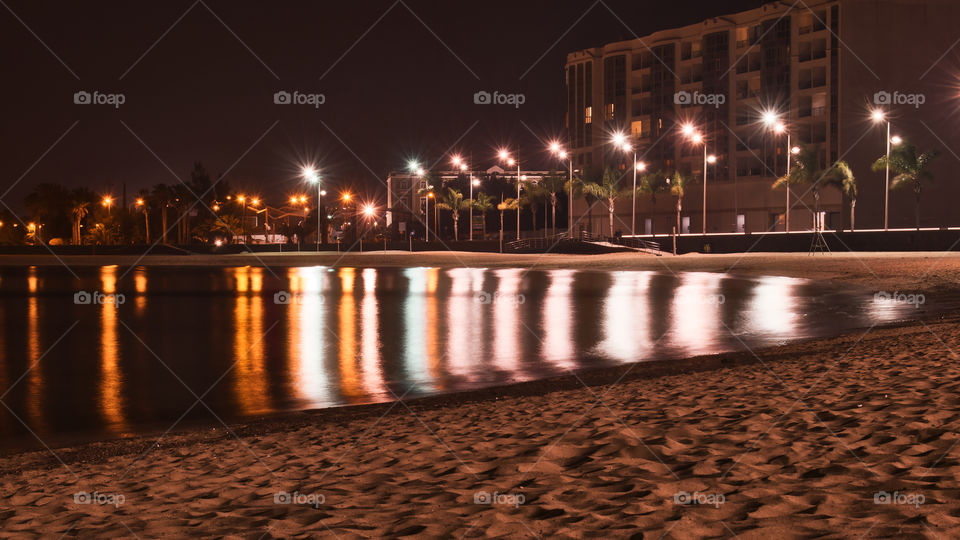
<box><xmin>565</xmin><ymin>0</ymin><xmax>960</xmax><ymax>235</ymax></box>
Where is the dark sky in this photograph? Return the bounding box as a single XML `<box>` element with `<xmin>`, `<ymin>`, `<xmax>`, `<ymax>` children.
<box><xmin>1</xmin><ymin>0</ymin><xmax>763</xmax><ymax>209</ymax></box>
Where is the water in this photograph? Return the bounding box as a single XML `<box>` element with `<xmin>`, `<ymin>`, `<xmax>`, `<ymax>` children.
<box><xmin>0</xmin><ymin>265</ymin><xmax>926</xmax><ymax>448</ymax></box>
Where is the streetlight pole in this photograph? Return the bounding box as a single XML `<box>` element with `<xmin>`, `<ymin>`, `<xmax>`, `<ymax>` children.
<box><xmin>786</xmin><ymin>132</ymin><xmax>791</xmax><ymax>233</ymax></box>
<box><xmin>469</xmin><ymin>169</ymin><xmax>474</xmax><ymax>241</ymax></box>
<box><xmin>702</xmin><ymin>144</ymin><xmax>708</xmax><ymax>235</ymax></box>
<box><xmin>884</xmin><ymin>120</ymin><xmax>891</xmax><ymax>231</ymax></box>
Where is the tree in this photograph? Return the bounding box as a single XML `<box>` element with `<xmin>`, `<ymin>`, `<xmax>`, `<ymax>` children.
<box><xmin>71</xmin><ymin>201</ymin><xmax>89</xmax><ymax>245</ymax></box>
<box><xmin>24</xmin><ymin>183</ymin><xmax>71</xmax><ymax>241</ymax></box>
<box><xmin>472</xmin><ymin>192</ymin><xmax>495</xmax><ymax>240</ymax></box>
<box><xmin>583</xmin><ymin>167</ymin><xmax>631</xmax><ymax>237</ymax></box>
<box><xmin>540</xmin><ymin>172</ymin><xmax>567</xmax><ymax>237</ymax></box>
<box><xmin>564</xmin><ymin>174</ymin><xmax>585</xmax><ymax>237</ymax></box>
<box><xmin>835</xmin><ymin>162</ymin><xmax>857</xmax><ymax>231</ymax></box>
<box><xmin>668</xmin><ymin>170</ymin><xmax>689</xmax><ymax>236</ymax></box>
<box><xmin>150</xmin><ymin>184</ymin><xmax>175</xmax><ymax>243</ymax></box>
<box><xmin>773</xmin><ymin>144</ymin><xmax>854</xmax><ymax>231</ymax></box>
<box><xmin>436</xmin><ymin>187</ymin><xmax>470</xmax><ymax>241</ymax></box>
<box><xmin>497</xmin><ymin>197</ymin><xmax>519</xmax><ymax>251</ymax></box>
<box><xmin>520</xmin><ymin>180</ymin><xmax>546</xmax><ymax>235</ymax></box>
<box><xmin>872</xmin><ymin>143</ymin><xmax>939</xmax><ymax>230</ymax></box>
<box><xmin>636</xmin><ymin>170</ymin><xmax>667</xmax><ymax>235</ymax></box>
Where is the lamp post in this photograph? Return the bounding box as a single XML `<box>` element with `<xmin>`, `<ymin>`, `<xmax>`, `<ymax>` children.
<box><xmin>871</xmin><ymin>110</ymin><xmax>900</xmax><ymax>231</ymax></box>
<box><xmin>498</xmin><ymin>149</ymin><xmax>522</xmax><ymax>240</ymax></box>
<box><xmin>452</xmin><ymin>155</ymin><xmax>476</xmax><ymax>241</ymax></box>
<box><xmin>611</xmin><ymin>132</ymin><xmax>647</xmax><ymax>236</ymax></box>
<box><xmin>237</xmin><ymin>195</ymin><xmax>247</xmax><ymax>243</ymax></box>
<box><xmin>302</xmin><ymin>167</ymin><xmax>323</xmax><ymax>250</ymax></box>
<box><xmin>135</xmin><ymin>198</ymin><xmax>149</xmax><ymax>243</ymax></box>
<box><xmin>410</xmin><ymin>163</ymin><xmax>428</xmax><ymax>242</ymax></box>
<box><xmin>762</xmin><ymin>111</ymin><xmax>795</xmax><ymax>232</ymax></box>
<box><xmin>550</xmin><ymin>142</ymin><xmax>574</xmax><ymax>238</ymax></box>
<box><xmin>682</xmin><ymin>124</ymin><xmax>716</xmax><ymax>235</ymax></box>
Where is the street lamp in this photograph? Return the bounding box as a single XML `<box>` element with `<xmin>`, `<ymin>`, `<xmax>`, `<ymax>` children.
<box><xmin>135</xmin><ymin>198</ymin><xmax>149</xmax><ymax>243</ymax></box>
<box><xmin>102</xmin><ymin>196</ymin><xmax>113</xmax><ymax>215</ymax></box>
<box><xmin>237</xmin><ymin>195</ymin><xmax>247</xmax><ymax>243</ymax></box>
<box><xmin>763</xmin><ymin>110</ymin><xmax>793</xmax><ymax>232</ymax></box>
<box><xmin>611</xmin><ymin>131</ymin><xmax>646</xmax><ymax>236</ymax></box>
<box><xmin>426</xmin><ymin>189</ymin><xmax>434</xmax><ymax>242</ymax></box>
<box><xmin>871</xmin><ymin>109</ymin><xmax>899</xmax><ymax>231</ymax></box>
<box><xmin>303</xmin><ymin>166</ymin><xmax>323</xmax><ymax>250</ymax></box>
<box><xmin>549</xmin><ymin>141</ymin><xmax>574</xmax><ymax>238</ymax></box>
<box><xmin>452</xmin><ymin>155</ymin><xmax>478</xmax><ymax>240</ymax></box>
<box><xmin>498</xmin><ymin>149</ymin><xmax>522</xmax><ymax>240</ymax></box>
<box><xmin>682</xmin><ymin>124</ymin><xmax>716</xmax><ymax>235</ymax></box>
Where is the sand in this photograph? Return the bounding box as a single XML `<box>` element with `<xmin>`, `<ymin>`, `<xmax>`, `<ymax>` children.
<box><xmin>1</xmin><ymin>252</ymin><xmax>959</xmax><ymax>537</ymax></box>
<box><xmin>1</xmin><ymin>317</ymin><xmax>959</xmax><ymax>538</ymax></box>
<box><xmin>5</xmin><ymin>250</ymin><xmax>960</xmax><ymax>293</ymax></box>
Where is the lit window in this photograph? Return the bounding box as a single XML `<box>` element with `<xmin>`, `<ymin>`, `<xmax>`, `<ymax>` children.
<box><xmin>584</xmin><ymin>106</ymin><xmax>592</xmax><ymax>124</ymax></box>
<box><xmin>631</xmin><ymin>120</ymin><xmax>643</xmax><ymax>137</ymax></box>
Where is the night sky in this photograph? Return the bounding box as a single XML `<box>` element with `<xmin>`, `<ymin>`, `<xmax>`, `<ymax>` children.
<box><xmin>1</xmin><ymin>0</ymin><xmax>763</xmax><ymax>209</ymax></box>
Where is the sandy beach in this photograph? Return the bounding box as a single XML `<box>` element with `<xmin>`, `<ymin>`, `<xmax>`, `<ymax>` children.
<box><xmin>5</xmin><ymin>250</ymin><xmax>960</xmax><ymax>293</ymax></box>
<box><xmin>0</xmin><ymin>253</ymin><xmax>958</xmax><ymax>538</ymax></box>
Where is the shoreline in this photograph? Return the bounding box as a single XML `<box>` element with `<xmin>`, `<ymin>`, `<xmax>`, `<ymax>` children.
<box><xmin>0</xmin><ymin>313</ymin><xmax>946</xmax><ymax>467</ymax></box>
<box><xmin>4</xmin><ymin>314</ymin><xmax>960</xmax><ymax>536</ymax></box>
<box><xmin>3</xmin><ymin>250</ymin><xmax>960</xmax><ymax>293</ymax></box>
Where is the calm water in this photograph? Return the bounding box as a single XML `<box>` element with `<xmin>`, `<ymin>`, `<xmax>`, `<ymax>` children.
<box><xmin>0</xmin><ymin>265</ymin><xmax>926</xmax><ymax>448</ymax></box>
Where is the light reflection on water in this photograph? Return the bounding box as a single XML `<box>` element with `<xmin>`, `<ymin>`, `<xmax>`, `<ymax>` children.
<box><xmin>0</xmin><ymin>265</ymin><xmax>925</xmax><ymax>445</ymax></box>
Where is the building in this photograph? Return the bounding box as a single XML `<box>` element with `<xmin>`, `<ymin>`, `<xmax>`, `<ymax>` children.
<box><xmin>565</xmin><ymin>0</ymin><xmax>960</xmax><ymax>235</ymax></box>
<box><xmin>386</xmin><ymin>167</ymin><xmax>554</xmax><ymax>238</ymax></box>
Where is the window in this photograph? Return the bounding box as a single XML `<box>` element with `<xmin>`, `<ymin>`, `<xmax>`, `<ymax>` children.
<box><xmin>736</xmin><ymin>27</ymin><xmax>748</xmax><ymax>48</ymax></box>
<box><xmin>631</xmin><ymin>120</ymin><xmax>643</xmax><ymax>138</ymax></box>
<box><xmin>584</xmin><ymin>106</ymin><xmax>592</xmax><ymax>124</ymax></box>
<box><xmin>736</xmin><ymin>214</ymin><xmax>745</xmax><ymax>233</ymax></box>
<box><xmin>604</xmin><ymin>103</ymin><xmax>614</xmax><ymax>120</ymax></box>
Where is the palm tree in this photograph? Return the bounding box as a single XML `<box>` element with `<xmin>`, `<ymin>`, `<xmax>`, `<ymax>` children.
<box><xmin>583</xmin><ymin>167</ymin><xmax>631</xmax><ymax>237</ymax></box>
<box><xmin>71</xmin><ymin>201</ymin><xmax>89</xmax><ymax>245</ymax></box>
<box><xmin>872</xmin><ymin>143</ymin><xmax>939</xmax><ymax>230</ymax></box>
<box><xmin>472</xmin><ymin>192</ymin><xmax>495</xmax><ymax>240</ymax></box>
<box><xmin>520</xmin><ymin>180</ymin><xmax>545</xmax><ymax>235</ymax></box>
<box><xmin>668</xmin><ymin>170</ymin><xmax>689</xmax><ymax>236</ymax></box>
<box><xmin>497</xmin><ymin>197</ymin><xmax>519</xmax><ymax>251</ymax></box>
<box><xmin>636</xmin><ymin>170</ymin><xmax>667</xmax><ymax>235</ymax></box>
<box><xmin>564</xmin><ymin>174</ymin><xmax>585</xmax><ymax>237</ymax></box>
<box><xmin>834</xmin><ymin>162</ymin><xmax>857</xmax><ymax>231</ymax></box>
<box><xmin>773</xmin><ymin>144</ymin><xmax>854</xmax><ymax>231</ymax></box>
<box><xmin>436</xmin><ymin>187</ymin><xmax>470</xmax><ymax>241</ymax></box>
<box><xmin>150</xmin><ymin>184</ymin><xmax>175</xmax><ymax>244</ymax></box>
<box><xmin>539</xmin><ymin>173</ymin><xmax>566</xmax><ymax>237</ymax></box>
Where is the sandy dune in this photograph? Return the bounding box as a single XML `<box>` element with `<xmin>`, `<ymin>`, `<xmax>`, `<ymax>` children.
<box><xmin>1</xmin><ymin>316</ymin><xmax>959</xmax><ymax>538</ymax></box>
